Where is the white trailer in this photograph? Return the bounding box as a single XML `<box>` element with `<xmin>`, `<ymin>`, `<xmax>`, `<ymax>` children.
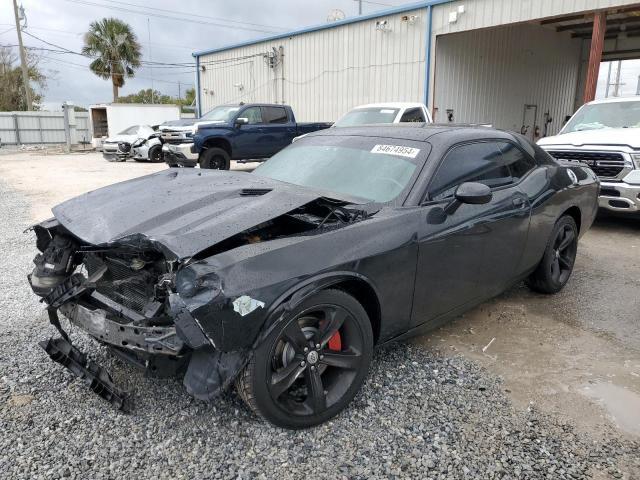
<box><xmin>89</xmin><ymin>103</ymin><xmax>181</xmax><ymax>149</ymax></box>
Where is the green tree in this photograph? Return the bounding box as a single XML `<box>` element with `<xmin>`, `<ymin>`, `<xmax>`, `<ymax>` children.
<box><xmin>0</xmin><ymin>46</ymin><xmax>45</xmax><ymax>111</ymax></box>
<box><xmin>82</xmin><ymin>18</ymin><xmax>142</xmax><ymax>102</ymax></box>
<box><xmin>116</xmin><ymin>88</ymin><xmax>173</xmax><ymax>104</ymax></box>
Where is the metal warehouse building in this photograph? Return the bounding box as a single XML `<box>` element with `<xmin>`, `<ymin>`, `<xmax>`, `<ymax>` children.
<box><xmin>193</xmin><ymin>0</ymin><xmax>640</xmax><ymax>140</ymax></box>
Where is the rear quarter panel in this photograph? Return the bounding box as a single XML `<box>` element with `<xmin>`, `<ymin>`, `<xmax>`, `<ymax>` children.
<box><xmin>517</xmin><ymin>163</ymin><xmax>598</xmax><ymax>273</ymax></box>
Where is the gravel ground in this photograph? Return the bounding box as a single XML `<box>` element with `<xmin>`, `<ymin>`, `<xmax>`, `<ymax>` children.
<box><xmin>1</xmin><ymin>179</ymin><xmax>638</xmax><ymax>480</ymax></box>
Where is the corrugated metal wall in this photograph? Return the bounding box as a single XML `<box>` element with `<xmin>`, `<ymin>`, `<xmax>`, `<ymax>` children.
<box><xmin>431</xmin><ymin>0</ymin><xmax>640</xmax><ymax>36</ymax></box>
<box><xmin>0</xmin><ymin>111</ymin><xmax>90</xmax><ymax>145</ymax></box>
<box><xmin>433</xmin><ymin>23</ymin><xmax>582</xmax><ymax>136</ymax></box>
<box><xmin>198</xmin><ymin>8</ymin><xmax>427</xmax><ymax>121</ymax></box>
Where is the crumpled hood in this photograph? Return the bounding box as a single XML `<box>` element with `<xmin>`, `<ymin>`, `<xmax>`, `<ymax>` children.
<box><xmin>103</xmin><ymin>134</ymin><xmax>138</xmax><ymax>143</ymax></box>
<box><xmin>52</xmin><ymin>169</ymin><xmax>349</xmax><ymax>260</ymax></box>
<box><xmin>539</xmin><ymin>128</ymin><xmax>640</xmax><ymax>150</ymax></box>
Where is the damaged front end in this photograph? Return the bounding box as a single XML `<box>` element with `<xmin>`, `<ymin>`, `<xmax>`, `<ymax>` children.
<box><xmin>29</xmin><ymin>220</ymin><xmax>195</xmax><ymax>410</ymax></box>
<box><xmin>28</xmin><ymin>194</ymin><xmax>371</xmax><ymax>412</ymax></box>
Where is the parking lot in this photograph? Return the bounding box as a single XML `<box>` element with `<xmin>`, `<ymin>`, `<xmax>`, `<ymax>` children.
<box><xmin>1</xmin><ymin>152</ymin><xmax>639</xmax><ymax>479</ymax></box>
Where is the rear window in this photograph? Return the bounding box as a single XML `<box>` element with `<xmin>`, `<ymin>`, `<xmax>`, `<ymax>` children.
<box><xmin>334</xmin><ymin>108</ymin><xmax>400</xmax><ymax>127</ymax></box>
<box><xmin>262</xmin><ymin>106</ymin><xmax>289</xmax><ymax>124</ymax></box>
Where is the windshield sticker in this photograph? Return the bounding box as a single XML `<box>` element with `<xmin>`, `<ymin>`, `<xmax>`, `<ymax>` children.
<box><xmin>371</xmin><ymin>144</ymin><xmax>420</xmax><ymax>158</ymax></box>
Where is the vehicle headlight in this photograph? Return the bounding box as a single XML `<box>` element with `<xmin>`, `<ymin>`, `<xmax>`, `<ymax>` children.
<box><xmin>631</xmin><ymin>153</ymin><xmax>640</xmax><ymax>168</ymax></box>
<box><xmin>176</xmin><ymin>266</ymin><xmax>222</xmax><ymax>299</ymax></box>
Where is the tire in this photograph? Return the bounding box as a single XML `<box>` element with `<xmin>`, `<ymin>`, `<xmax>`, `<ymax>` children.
<box><xmin>236</xmin><ymin>289</ymin><xmax>374</xmax><ymax>429</ymax></box>
<box><xmin>199</xmin><ymin>147</ymin><xmax>230</xmax><ymax>170</ymax></box>
<box><xmin>526</xmin><ymin>215</ymin><xmax>578</xmax><ymax>294</ymax></box>
<box><xmin>148</xmin><ymin>145</ymin><xmax>163</xmax><ymax>163</ymax></box>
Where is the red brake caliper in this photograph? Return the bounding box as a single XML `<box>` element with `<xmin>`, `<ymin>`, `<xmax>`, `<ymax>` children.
<box><xmin>327</xmin><ymin>331</ymin><xmax>342</xmax><ymax>351</ymax></box>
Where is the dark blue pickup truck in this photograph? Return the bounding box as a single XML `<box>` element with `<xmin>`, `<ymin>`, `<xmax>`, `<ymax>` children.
<box><xmin>160</xmin><ymin>103</ymin><xmax>331</xmax><ymax>169</ymax></box>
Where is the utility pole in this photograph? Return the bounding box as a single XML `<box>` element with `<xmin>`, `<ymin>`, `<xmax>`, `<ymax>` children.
<box><xmin>605</xmin><ymin>62</ymin><xmax>612</xmax><ymax>98</ymax></box>
<box><xmin>12</xmin><ymin>0</ymin><xmax>32</xmax><ymax>111</ymax></box>
<box><xmin>148</xmin><ymin>18</ymin><xmax>154</xmax><ymax>104</ymax></box>
<box><xmin>177</xmin><ymin>81</ymin><xmax>181</xmax><ymax>102</ymax></box>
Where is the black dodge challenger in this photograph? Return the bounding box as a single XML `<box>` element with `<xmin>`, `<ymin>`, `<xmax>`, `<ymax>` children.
<box><xmin>29</xmin><ymin>125</ymin><xmax>599</xmax><ymax>428</ymax></box>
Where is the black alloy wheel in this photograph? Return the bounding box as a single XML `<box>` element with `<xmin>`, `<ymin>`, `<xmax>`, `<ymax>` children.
<box><xmin>526</xmin><ymin>215</ymin><xmax>578</xmax><ymax>294</ymax></box>
<box><xmin>236</xmin><ymin>289</ymin><xmax>373</xmax><ymax>429</ymax></box>
<box><xmin>148</xmin><ymin>145</ymin><xmax>163</xmax><ymax>163</ymax></box>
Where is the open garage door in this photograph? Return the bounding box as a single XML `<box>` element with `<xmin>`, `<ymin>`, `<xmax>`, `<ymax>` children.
<box><xmin>432</xmin><ymin>6</ymin><xmax>640</xmax><ymax>140</ymax></box>
<box><xmin>432</xmin><ymin>23</ymin><xmax>582</xmax><ymax>139</ymax></box>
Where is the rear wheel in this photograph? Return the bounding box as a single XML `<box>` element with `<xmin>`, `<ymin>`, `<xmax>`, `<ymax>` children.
<box><xmin>199</xmin><ymin>147</ymin><xmax>230</xmax><ymax>170</ymax></box>
<box><xmin>236</xmin><ymin>289</ymin><xmax>373</xmax><ymax>429</ymax></box>
<box><xmin>526</xmin><ymin>215</ymin><xmax>578</xmax><ymax>294</ymax></box>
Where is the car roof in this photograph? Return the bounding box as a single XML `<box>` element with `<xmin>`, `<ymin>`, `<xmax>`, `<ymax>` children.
<box><xmin>350</xmin><ymin>102</ymin><xmax>424</xmax><ymax>110</ymax></box>
<box><xmin>586</xmin><ymin>96</ymin><xmax>640</xmax><ymax>105</ymax></box>
<box><xmin>305</xmin><ymin>123</ymin><xmax>515</xmax><ymax>142</ymax></box>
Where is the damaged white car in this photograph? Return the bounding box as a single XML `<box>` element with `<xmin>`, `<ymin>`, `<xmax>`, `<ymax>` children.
<box><xmin>102</xmin><ymin>125</ymin><xmax>164</xmax><ymax>163</ymax></box>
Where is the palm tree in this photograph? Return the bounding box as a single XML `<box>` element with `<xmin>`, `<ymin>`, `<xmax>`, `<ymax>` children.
<box><xmin>82</xmin><ymin>18</ymin><xmax>141</xmax><ymax>101</ymax></box>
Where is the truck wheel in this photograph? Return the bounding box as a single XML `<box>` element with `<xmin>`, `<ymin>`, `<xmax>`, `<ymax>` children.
<box><xmin>148</xmin><ymin>145</ymin><xmax>163</xmax><ymax>163</ymax></box>
<box><xmin>526</xmin><ymin>215</ymin><xmax>578</xmax><ymax>294</ymax></box>
<box><xmin>199</xmin><ymin>148</ymin><xmax>230</xmax><ymax>170</ymax></box>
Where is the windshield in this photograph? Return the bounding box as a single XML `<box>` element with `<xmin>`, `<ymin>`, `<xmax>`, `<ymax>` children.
<box><xmin>253</xmin><ymin>135</ymin><xmax>426</xmax><ymax>203</ymax></box>
<box><xmin>201</xmin><ymin>105</ymin><xmax>241</xmax><ymax>122</ymax></box>
<box><xmin>118</xmin><ymin>126</ymin><xmax>139</xmax><ymax>135</ymax></box>
<box><xmin>333</xmin><ymin>107</ymin><xmax>400</xmax><ymax>127</ymax></box>
<box><xmin>562</xmin><ymin>100</ymin><xmax>640</xmax><ymax>133</ymax></box>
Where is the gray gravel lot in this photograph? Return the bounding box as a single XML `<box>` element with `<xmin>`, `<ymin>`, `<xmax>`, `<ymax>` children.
<box><xmin>1</xmin><ymin>178</ymin><xmax>638</xmax><ymax>480</ymax></box>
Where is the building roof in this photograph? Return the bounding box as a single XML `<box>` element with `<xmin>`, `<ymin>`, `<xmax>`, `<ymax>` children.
<box><xmin>192</xmin><ymin>0</ymin><xmax>453</xmax><ymax>58</ymax></box>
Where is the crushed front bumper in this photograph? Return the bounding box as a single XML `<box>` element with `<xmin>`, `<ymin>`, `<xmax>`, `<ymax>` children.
<box><xmin>60</xmin><ymin>300</ymin><xmax>184</xmax><ymax>356</ymax></box>
<box><xmin>163</xmin><ymin>143</ymin><xmax>198</xmax><ymax>167</ymax></box>
<box><xmin>599</xmin><ymin>180</ymin><xmax>640</xmax><ymax>214</ymax></box>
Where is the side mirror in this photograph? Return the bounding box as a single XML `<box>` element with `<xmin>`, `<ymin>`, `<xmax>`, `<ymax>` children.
<box><xmin>455</xmin><ymin>182</ymin><xmax>492</xmax><ymax>204</ymax></box>
<box><xmin>235</xmin><ymin>117</ymin><xmax>249</xmax><ymax>127</ymax></box>
<box><xmin>444</xmin><ymin>182</ymin><xmax>492</xmax><ymax>215</ymax></box>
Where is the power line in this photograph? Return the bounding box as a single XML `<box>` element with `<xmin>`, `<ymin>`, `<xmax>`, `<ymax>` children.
<box><xmin>95</xmin><ymin>0</ymin><xmax>290</xmax><ymax>31</ymax></box>
<box><xmin>61</xmin><ymin>0</ymin><xmax>284</xmax><ymax>34</ymax></box>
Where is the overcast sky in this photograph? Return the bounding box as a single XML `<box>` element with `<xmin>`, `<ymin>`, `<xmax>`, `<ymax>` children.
<box><xmin>1</xmin><ymin>0</ymin><xmax>417</xmax><ymax>108</ymax></box>
<box><xmin>1</xmin><ymin>0</ymin><xmax>639</xmax><ymax>109</ymax></box>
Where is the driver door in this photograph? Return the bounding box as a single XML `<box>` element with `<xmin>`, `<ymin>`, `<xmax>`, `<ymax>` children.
<box><xmin>233</xmin><ymin>106</ymin><xmax>264</xmax><ymax>159</ymax></box>
<box><xmin>410</xmin><ymin>141</ymin><xmax>531</xmax><ymax>328</ymax></box>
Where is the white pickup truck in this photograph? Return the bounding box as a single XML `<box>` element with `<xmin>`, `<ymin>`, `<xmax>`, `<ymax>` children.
<box><xmin>538</xmin><ymin>96</ymin><xmax>640</xmax><ymax>215</ymax></box>
<box><xmin>332</xmin><ymin>102</ymin><xmax>432</xmax><ymax>127</ymax></box>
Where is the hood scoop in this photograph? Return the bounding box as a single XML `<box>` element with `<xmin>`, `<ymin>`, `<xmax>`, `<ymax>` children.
<box><xmin>240</xmin><ymin>188</ymin><xmax>272</xmax><ymax>196</ymax></box>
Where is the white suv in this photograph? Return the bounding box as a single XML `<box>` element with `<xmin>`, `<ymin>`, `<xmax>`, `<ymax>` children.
<box><xmin>538</xmin><ymin>96</ymin><xmax>640</xmax><ymax>215</ymax></box>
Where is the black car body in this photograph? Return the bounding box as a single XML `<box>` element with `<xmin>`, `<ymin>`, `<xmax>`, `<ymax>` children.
<box><xmin>29</xmin><ymin>125</ymin><xmax>599</xmax><ymax>427</ymax></box>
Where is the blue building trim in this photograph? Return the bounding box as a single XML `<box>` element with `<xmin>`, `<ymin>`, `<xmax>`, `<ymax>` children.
<box><xmin>424</xmin><ymin>5</ymin><xmax>433</xmax><ymax>107</ymax></box>
<box><xmin>192</xmin><ymin>0</ymin><xmax>453</xmax><ymax>58</ymax></box>
<box><xmin>195</xmin><ymin>55</ymin><xmax>201</xmax><ymax>118</ymax></box>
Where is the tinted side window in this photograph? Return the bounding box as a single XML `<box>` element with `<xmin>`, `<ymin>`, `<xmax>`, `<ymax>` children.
<box><xmin>262</xmin><ymin>106</ymin><xmax>288</xmax><ymax>124</ymax></box>
<box><xmin>498</xmin><ymin>142</ymin><xmax>536</xmax><ymax>180</ymax></box>
<box><xmin>400</xmin><ymin>108</ymin><xmax>426</xmax><ymax>123</ymax></box>
<box><xmin>428</xmin><ymin>142</ymin><xmax>511</xmax><ymax>201</ymax></box>
<box><xmin>241</xmin><ymin>107</ymin><xmax>262</xmax><ymax>124</ymax></box>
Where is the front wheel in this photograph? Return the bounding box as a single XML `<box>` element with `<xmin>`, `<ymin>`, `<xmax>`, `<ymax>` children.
<box><xmin>148</xmin><ymin>145</ymin><xmax>163</xmax><ymax>163</ymax></box>
<box><xmin>199</xmin><ymin>147</ymin><xmax>230</xmax><ymax>170</ymax></box>
<box><xmin>236</xmin><ymin>289</ymin><xmax>373</xmax><ymax>429</ymax></box>
<box><xmin>526</xmin><ymin>215</ymin><xmax>578</xmax><ymax>294</ymax></box>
